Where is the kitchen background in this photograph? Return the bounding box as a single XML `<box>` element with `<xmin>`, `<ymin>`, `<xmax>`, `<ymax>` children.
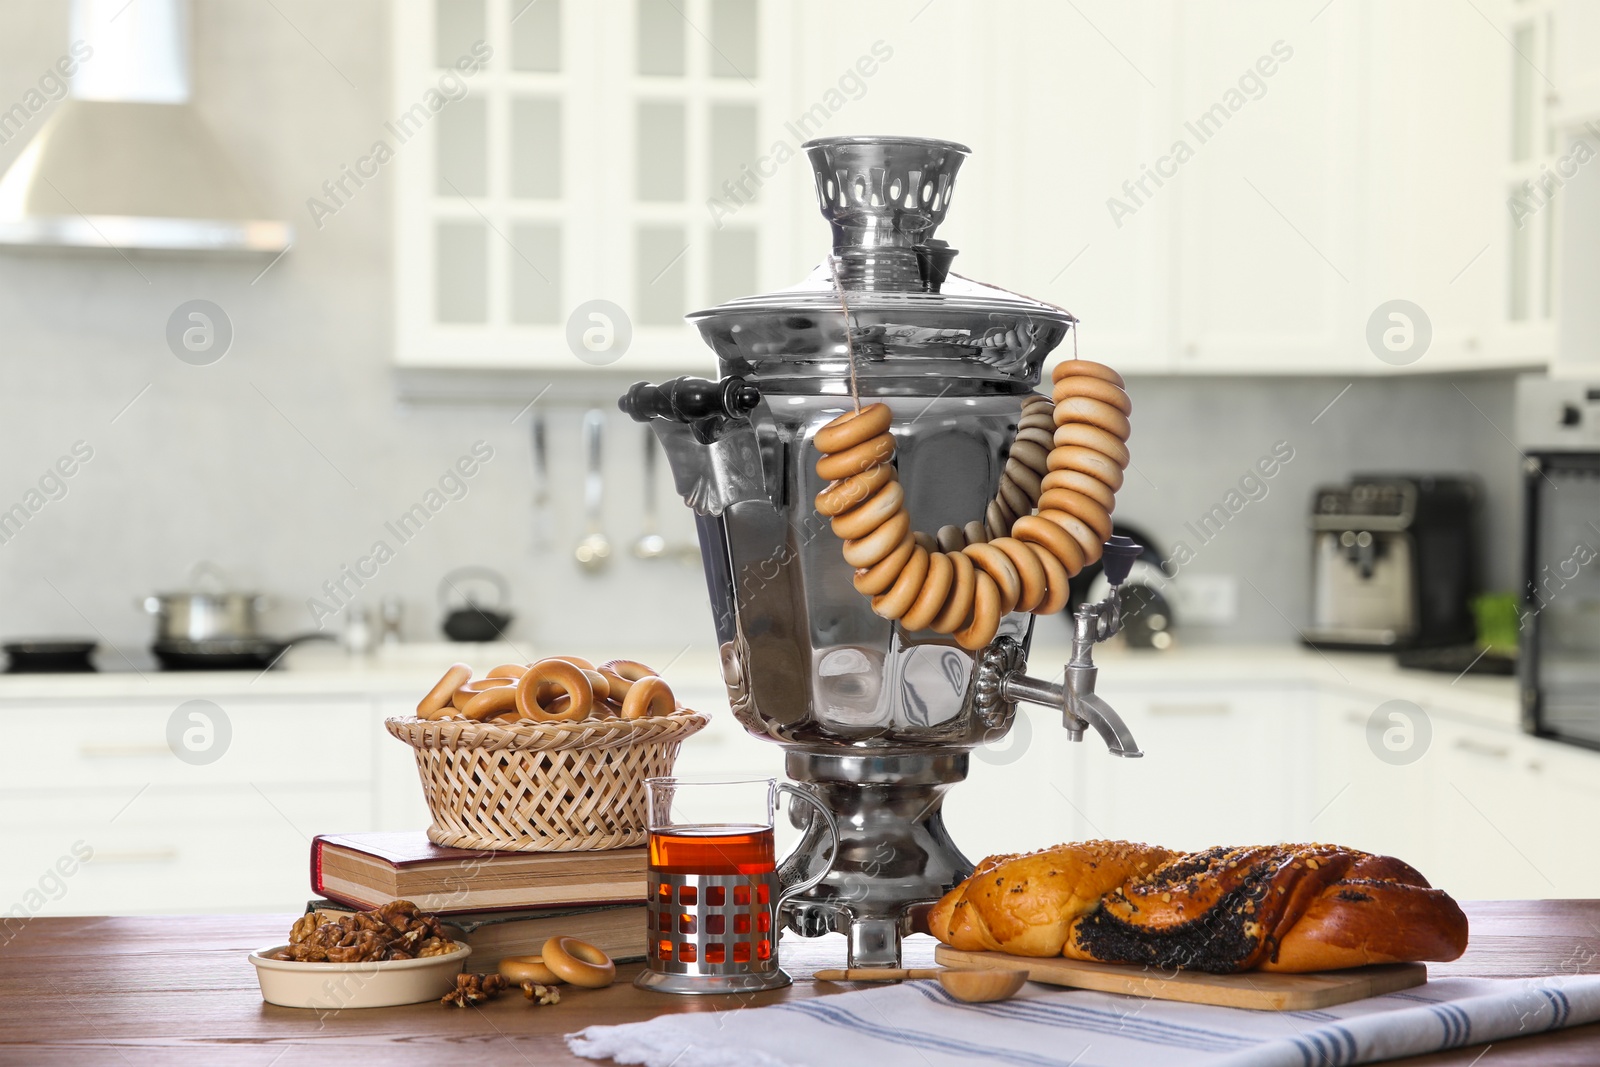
<box><xmin>2</xmin><ymin>0</ymin><xmax>1596</xmax><ymax>916</ymax></box>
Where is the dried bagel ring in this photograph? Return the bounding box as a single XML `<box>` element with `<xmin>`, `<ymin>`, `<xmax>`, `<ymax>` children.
<box><xmin>912</xmin><ymin>529</ymin><xmax>937</xmax><ymax>552</ymax></box>
<box><xmin>1042</xmin><ymin>468</ymin><xmax>1117</xmax><ymax>512</ymax></box>
<box><xmin>1015</xmin><ymin>426</ymin><xmax>1056</xmax><ymax>451</ymax></box>
<box><xmin>453</xmin><ymin>676</ymin><xmax>512</xmax><ymax>710</ymax></box>
<box><xmin>1051</xmin><ymin>374</ymin><xmax>1133</xmax><ymax>415</ymax></box>
<box><xmin>816</xmin><ymin>433</ymin><xmax>895</xmax><ymax>481</ymax></box>
<box><xmin>814</xmin><ymin>403</ymin><xmax>893</xmax><ymax>453</ymax></box>
<box><xmin>582</xmin><ymin>669</ymin><xmax>611</xmax><ymax>701</ymax></box>
<box><xmin>963</xmin><ymin>542</ymin><xmax>1023</xmax><ymax>616</ymax></box>
<box><xmin>815</xmin><ymin>463</ymin><xmax>895</xmax><ymax>517</ymax></box>
<box><xmin>555</xmin><ymin>656</ymin><xmax>596</xmax><ymax>670</ymax></box>
<box><xmin>1051</xmin><ymin>359</ymin><xmax>1126</xmax><ymax>388</ymax></box>
<box><xmin>830</xmin><ymin>479</ymin><xmax>905</xmax><ymax>540</ymax></box>
<box><xmin>991</xmin><ymin>536</ymin><xmax>1048</xmax><ymax>614</ymax></box>
<box><xmin>499</xmin><ymin>955</ymin><xmax>563</xmax><ymax>985</ymax></box>
<box><xmin>1009</xmin><ymin>440</ymin><xmax>1051</xmax><ymax>477</ymax></box>
<box><xmin>1025</xmin><ymin>540</ymin><xmax>1072</xmax><ymax>615</ymax></box>
<box><xmin>1038</xmin><ymin>488</ymin><xmax>1115</xmax><ymax>542</ymax></box>
<box><xmin>516</xmin><ymin>659</ymin><xmax>594</xmax><ymax>722</ymax></box>
<box><xmin>963</xmin><ymin>520</ymin><xmax>988</xmax><ymax>546</ymax></box>
<box><xmin>1048</xmin><ymin>445</ymin><xmax>1126</xmax><ymax>491</ymax></box>
<box><xmin>1040</xmin><ymin>508</ymin><xmax>1105</xmax><ymax>566</ymax></box>
<box><xmin>930</xmin><ymin>550</ymin><xmax>978</xmax><ymax>633</ymax></box>
<box><xmin>851</xmin><ymin>534</ymin><xmax>917</xmax><ymax>595</ymax></box>
<box><xmin>985</xmin><ymin>500</ymin><xmax>1011</xmax><ymax>541</ymax></box>
<box><xmin>462</xmin><ymin>683</ymin><xmax>519</xmax><ymax>721</ymax></box>
<box><xmin>418</xmin><ymin>663</ymin><xmax>472</xmax><ymax>719</ymax></box>
<box><xmin>997</xmin><ymin>473</ymin><xmax>1032</xmax><ymax>521</ymax></box>
<box><xmin>842</xmin><ymin>509</ymin><xmax>911</xmax><ymax>568</ymax></box>
<box><xmin>596</xmin><ymin>667</ymin><xmax>633</xmax><ymax>701</ymax></box>
<box><xmin>1052</xmin><ymin>396</ymin><xmax>1131</xmax><ymax>440</ymax></box>
<box><xmin>1053</xmin><ymin>422</ymin><xmax>1132</xmax><ymax>468</ymax></box>
<box><xmin>1013</xmin><ymin>514</ymin><xmax>1087</xmax><ymax>576</ymax></box>
<box><xmin>900</xmin><ymin>550</ymin><xmax>955</xmax><ymax>632</ymax></box>
<box><xmin>871</xmin><ymin>545</ymin><xmax>930</xmax><ymax>621</ymax></box>
<box><xmin>954</xmin><ymin>571</ymin><xmax>1002</xmax><ymax>651</ymax></box>
<box><xmin>935</xmin><ymin>524</ymin><xmax>966</xmax><ymax>553</ymax></box>
<box><xmin>486</xmin><ymin>663</ymin><xmax>529</xmax><ymax>680</ymax></box>
<box><xmin>1004</xmin><ymin>457</ymin><xmax>1043</xmax><ymax>500</ymax></box>
<box><xmin>542</xmin><ymin>936</ymin><xmax>616</xmax><ymax>989</ymax></box>
<box><xmin>621</xmin><ymin>676</ymin><xmax>674</xmax><ymax>719</ymax></box>
<box><xmin>601</xmin><ymin>659</ymin><xmax>657</xmax><ymax>682</ymax></box>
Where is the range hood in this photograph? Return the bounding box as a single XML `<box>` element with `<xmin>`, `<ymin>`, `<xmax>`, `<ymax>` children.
<box><xmin>0</xmin><ymin>0</ymin><xmax>292</xmax><ymax>253</ymax></box>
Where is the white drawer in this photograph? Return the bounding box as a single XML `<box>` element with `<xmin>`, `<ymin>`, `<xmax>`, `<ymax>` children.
<box><xmin>0</xmin><ymin>784</ymin><xmax>374</xmax><ymax>916</ymax></box>
<box><xmin>0</xmin><ymin>698</ymin><xmax>374</xmax><ymax>788</ymax></box>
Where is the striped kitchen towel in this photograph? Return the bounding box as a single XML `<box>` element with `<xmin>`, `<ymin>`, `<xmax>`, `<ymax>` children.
<box><xmin>567</xmin><ymin>974</ymin><xmax>1600</xmax><ymax>1067</ymax></box>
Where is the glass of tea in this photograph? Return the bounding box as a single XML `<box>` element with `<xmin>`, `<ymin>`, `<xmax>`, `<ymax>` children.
<box><xmin>634</xmin><ymin>775</ymin><xmax>838</xmax><ymax>994</ymax></box>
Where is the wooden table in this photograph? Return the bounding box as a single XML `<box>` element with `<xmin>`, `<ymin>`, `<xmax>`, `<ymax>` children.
<box><xmin>2</xmin><ymin>902</ymin><xmax>1598</xmax><ymax>1065</ymax></box>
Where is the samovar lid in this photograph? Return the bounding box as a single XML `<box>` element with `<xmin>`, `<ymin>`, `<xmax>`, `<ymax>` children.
<box><xmin>687</xmin><ymin>136</ymin><xmax>1075</xmax><ymax>392</ymax></box>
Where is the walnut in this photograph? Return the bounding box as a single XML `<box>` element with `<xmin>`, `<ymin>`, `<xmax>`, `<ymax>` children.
<box><xmin>280</xmin><ymin>901</ymin><xmax>457</xmax><ymax>965</ymax></box>
<box><xmin>522</xmin><ymin>981</ymin><xmax>561</xmax><ymax>1006</ymax></box>
<box><xmin>288</xmin><ymin>913</ymin><xmax>322</xmax><ymax>945</ymax></box>
<box><xmin>417</xmin><ymin>937</ymin><xmax>456</xmax><ymax>958</ymax></box>
<box><xmin>441</xmin><ymin>972</ymin><xmax>508</xmax><ymax>1007</ymax></box>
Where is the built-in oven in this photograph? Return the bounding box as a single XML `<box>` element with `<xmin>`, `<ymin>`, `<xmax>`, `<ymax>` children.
<box><xmin>1516</xmin><ymin>376</ymin><xmax>1600</xmax><ymax>750</ymax></box>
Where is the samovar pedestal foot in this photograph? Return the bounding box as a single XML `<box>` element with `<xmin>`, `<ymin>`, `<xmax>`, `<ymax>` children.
<box><xmin>777</xmin><ymin>750</ymin><xmax>976</xmax><ymax>969</ymax></box>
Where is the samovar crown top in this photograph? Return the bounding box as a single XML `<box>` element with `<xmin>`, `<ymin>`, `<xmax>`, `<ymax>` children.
<box><xmin>687</xmin><ymin>134</ymin><xmax>1074</xmax><ymax>391</ymax></box>
<box><xmin>800</xmin><ymin>136</ymin><xmax>970</xmax><ymax>293</ymax></box>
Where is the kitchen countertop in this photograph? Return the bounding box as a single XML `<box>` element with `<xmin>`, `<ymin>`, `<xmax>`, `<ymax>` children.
<box><xmin>0</xmin><ymin>641</ymin><xmax>1519</xmax><ymax>726</ymax></box>
<box><xmin>1</xmin><ymin>902</ymin><xmax>1595</xmax><ymax>1065</ymax></box>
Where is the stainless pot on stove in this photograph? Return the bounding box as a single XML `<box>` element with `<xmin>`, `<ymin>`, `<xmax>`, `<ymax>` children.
<box><xmin>141</xmin><ymin>563</ymin><xmax>269</xmax><ymax>643</ymax></box>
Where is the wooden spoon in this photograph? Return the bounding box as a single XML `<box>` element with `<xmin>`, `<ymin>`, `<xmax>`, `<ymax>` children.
<box><xmin>936</xmin><ymin>968</ymin><xmax>1028</xmax><ymax>1003</ymax></box>
<box><xmin>813</xmin><ymin>967</ymin><xmax>1027</xmax><ymax>1004</ymax></box>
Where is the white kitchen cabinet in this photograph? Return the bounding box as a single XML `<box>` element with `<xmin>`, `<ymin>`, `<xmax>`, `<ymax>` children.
<box><xmin>1165</xmin><ymin>0</ymin><xmax>1362</xmax><ymax>373</ymax></box>
<box><xmin>0</xmin><ymin>694</ymin><xmax>383</xmax><ymax>915</ymax></box>
<box><xmin>1071</xmin><ymin>683</ymin><xmax>1314</xmax><ymax>852</ymax></box>
<box><xmin>1426</xmin><ymin>717</ymin><xmax>1557</xmax><ymax>899</ymax></box>
<box><xmin>393</xmin><ymin>0</ymin><xmax>795</xmax><ymax>372</ymax></box>
<box><xmin>1</xmin><ymin>785</ymin><xmax>375</xmax><ymax>917</ymax></box>
<box><xmin>1524</xmin><ymin>739</ymin><xmax>1600</xmax><ymax>896</ymax></box>
<box><xmin>1304</xmin><ymin>689</ymin><xmax>1440</xmax><ymax>870</ymax></box>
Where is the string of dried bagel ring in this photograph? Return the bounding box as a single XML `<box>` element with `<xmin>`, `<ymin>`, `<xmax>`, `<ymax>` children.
<box><xmin>813</xmin><ymin>345</ymin><xmax>1130</xmax><ymax>652</ymax></box>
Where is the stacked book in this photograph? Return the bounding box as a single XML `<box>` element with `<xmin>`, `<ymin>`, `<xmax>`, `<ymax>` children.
<box><xmin>306</xmin><ymin>832</ymin><xmax>646</xmax><ymax>969</ymax></box>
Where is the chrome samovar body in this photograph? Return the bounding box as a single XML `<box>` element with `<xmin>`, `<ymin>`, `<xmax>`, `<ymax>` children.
<box><xmin>621</xmin><ymin>136</ymin><xmax>1141</xmax><ymax>968</ymax></box>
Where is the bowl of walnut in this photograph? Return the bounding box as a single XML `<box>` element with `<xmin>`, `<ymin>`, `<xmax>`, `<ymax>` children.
<box><xmin>248</xmin><ymin>899</ymin><xmax>471</xmax><ymax>1009</ymax></box>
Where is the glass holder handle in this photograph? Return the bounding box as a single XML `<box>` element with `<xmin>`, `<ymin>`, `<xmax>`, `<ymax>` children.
<box><xmin>774</xmin><ymin>783</ymin><xmax>838</xmax><ymax>911</ymax></box>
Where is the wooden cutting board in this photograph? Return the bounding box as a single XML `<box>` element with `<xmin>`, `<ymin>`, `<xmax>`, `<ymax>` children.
<box><xmin>934</xmin><ymin>946</ymin><xmax>1427</xmax><ymax>1011</ymax></box>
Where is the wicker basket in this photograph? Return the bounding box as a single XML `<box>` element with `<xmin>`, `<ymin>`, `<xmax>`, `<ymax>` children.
<box><xmin>385</xmin><ymin>710</ymin><xmax>708</xmax><ymax>852</ymax></box>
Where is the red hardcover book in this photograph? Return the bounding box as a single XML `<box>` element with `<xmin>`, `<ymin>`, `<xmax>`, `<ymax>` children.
<box><xmin>310</xmin><ymin>831</ymin><xmax>646</xmax><ymax>914</ymax></box>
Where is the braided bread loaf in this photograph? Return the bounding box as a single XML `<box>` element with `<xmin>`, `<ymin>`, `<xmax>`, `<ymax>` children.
<box><xmin>812</xmin><ymin>360</ymin><xmax>1131</xmax><ymax>648</ymax></box>
<box><xmin>930</xmin><ymin>842</ymin><xmax>1470</xmax><ymax>974</ymax></box>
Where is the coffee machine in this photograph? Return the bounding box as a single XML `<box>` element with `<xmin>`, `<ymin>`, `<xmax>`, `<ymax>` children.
<box><xmin>620</xmin><ymin>136</ymin><xmax>1143</xmax><ymax>969</ymax></box>
<box><xmin>1304</xmin><ymin>475</ymin><xmax>1479</xmax><ymax>650</ymax></box>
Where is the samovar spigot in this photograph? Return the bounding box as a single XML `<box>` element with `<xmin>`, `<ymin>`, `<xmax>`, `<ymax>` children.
<box><xmin>995</xmin><ymin>536</ymin><xmax>1145</xmax><ymax>758</ymax></box>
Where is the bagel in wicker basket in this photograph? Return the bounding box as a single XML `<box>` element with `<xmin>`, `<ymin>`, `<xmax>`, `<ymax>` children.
<box><xmin>386</xmin><ymin>710</ymin><xmax>708</xmax><ymax>852</ymax></box>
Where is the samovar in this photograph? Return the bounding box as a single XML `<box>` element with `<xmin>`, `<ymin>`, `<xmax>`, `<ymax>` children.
<box><xmin>620</xmin><ymin>135</ymin><xmax>1144</xmax><ymax>968</ymax></box>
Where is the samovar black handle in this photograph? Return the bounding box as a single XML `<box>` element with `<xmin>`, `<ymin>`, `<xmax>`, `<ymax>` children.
<box><xmin>618</xmin><ymin>376</ymin><xmax>760</xmax><ymax>443</ymax></box>
<box><xmin>619</xmin><ymin>376</ymin><xmax>759</xmax><ymax>423</ymax></box>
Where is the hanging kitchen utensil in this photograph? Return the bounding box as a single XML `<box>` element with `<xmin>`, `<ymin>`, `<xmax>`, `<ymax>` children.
<box><xmin>530</xmin><ymin>410</ymin><xmax>553</xmax><ymax>552</ymax></box>
<box><xmin>575</xmin><ymin>409</ymin><xmax>612</xmax><ymax>572</ymax></box>
<box><xmin>633</xmin><ymin>425</ymin><xmax>668</xmax><ymax>560</ymax></box>
<box><xmin>438</xmin><ymin>566</ymin><xmax>515</xmax><ymax>642</ymax></box>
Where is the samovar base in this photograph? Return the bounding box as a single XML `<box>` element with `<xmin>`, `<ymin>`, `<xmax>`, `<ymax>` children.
<box><xmin>778</xmin><ymin>750</ymin><xmax>975</xmax><ymax>968</ymax></box>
